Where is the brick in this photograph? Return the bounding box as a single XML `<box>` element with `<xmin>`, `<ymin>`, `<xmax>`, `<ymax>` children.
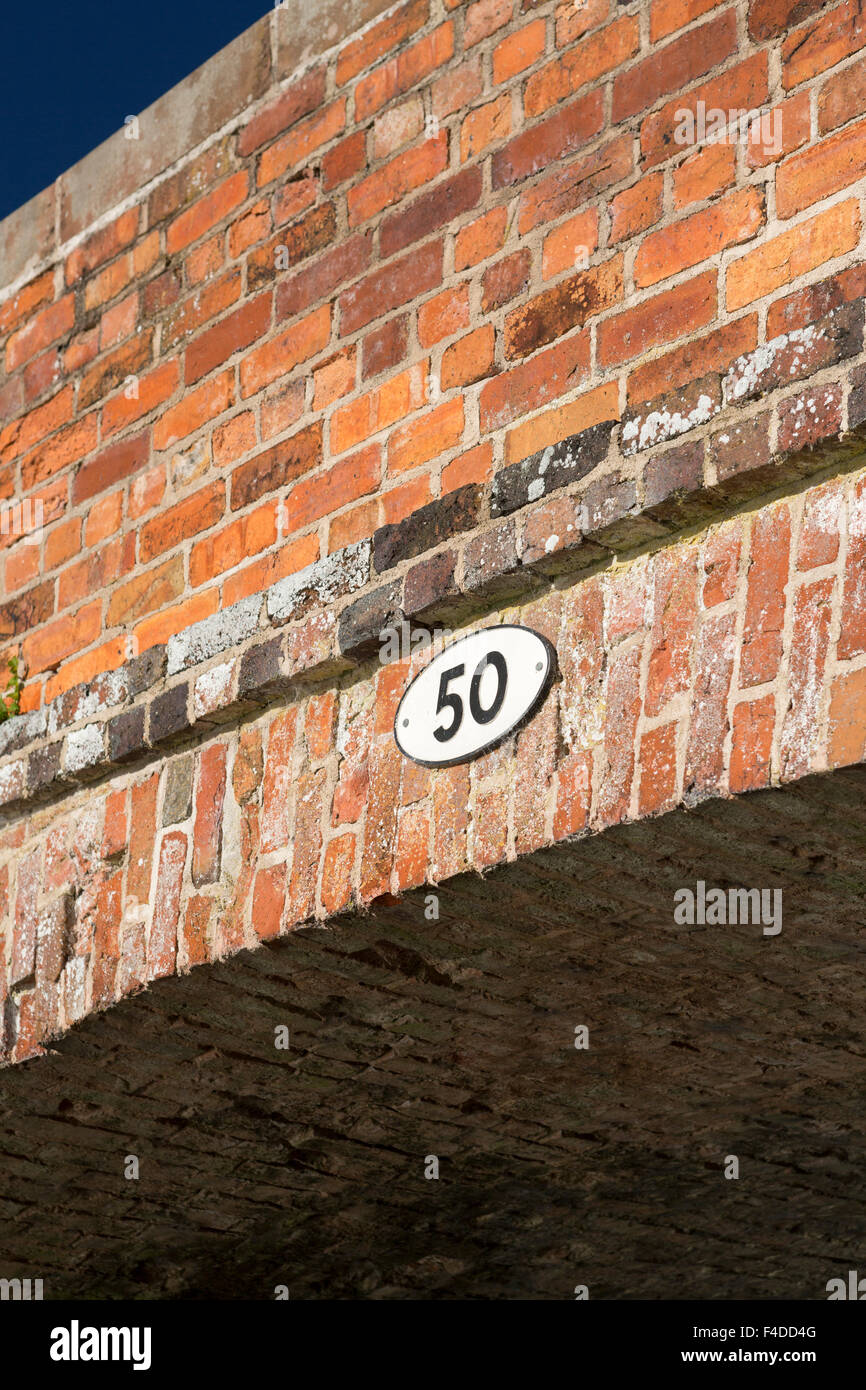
<box><xmin>518</xmin><ymin>134</ymin><xmax>633</xmax><ymax>234</ymax></box>
<box><xmin>373</xmin><ymin>485</ymin><xmax>483</xmax><ymax>574</ymax></box>
<box><xmin>141</xmin><ymin>482</ymin><xmax>225</xmax><ymax>563</ymax></box>
<box><xmin>542</xmin><ymin>209</ymin><xmax>600</xmax><ymax>279</ymax></box>
<box><xmin>149</xmin><ymin>831</ymin><xmax>186</xmax><ymax>977</ymax></box>
<box><xmin>237</xmin><ymin>67</ymin><xmax>326</xmax><ymax>155</ymax></box>
<box><xmin>492</xmin><ymin>91</ymin><xmax>604</xmax><ymax>188</ymax></box>
<box><xmin>627</xmin><ymin>314</ymin><xmax>758</xmax><ymax>405</ymax></box>
<box><xmin>614</xmin><ymin>11</ymin><xmax>737</xmax><ymax>121</ymax></box>
<box><xmin>646</xmin><ymin>551</ymin><xmax>698</xmax><ymax>716</ymax></box>
<box><xmin>248</xmin><ymin>204</ymin><xmax>338</xmax><ymax>290</ymax></box>
<box><xmin>728</xmin><ymin>201</ymin><xmax>860</xmax><ymax>309</ymax></box>
<box><xmin>380</xmin><ymin>168</ymin><xmax>481</xmax><ymax>258</ymax></box>
<box><xmin>285</xmin><ymin>445</ymin><xmax>381</xmax><ymax>532</ymax></box>
<box><xmin>777</xmin><ymin>121</ymin><xmax>866</xmax><ymax>217</ymax></box>
<box><xmin>781</xmin><ymin>576</ymin><xmax>834</xmax><ymax>779</ymax></box>
<box><xmin>257</xmin><ymin>100</ymin><xmax>346</xmax><ymax>188</ymax></box>
<box><xmin>531</xmin><ymin>18</ymin><xmax>640</xmax><ymax>120</ymax></box>
<box><xmin>355</xmin><ymin>23</ymin><xmax>455</xmax><ymax>121</ymax></box>
<box><xmin>505</xmin><ymin>380</ymin><xmax>619</xmax><ymax>464</ymax></box>
<box><xmin>504</xmin><ymin>255</ymin><xmax>623</xmax><ymax>357</ymax></box>
<box><xmin>782</xmin><ymin>0</ymin><xmax>866</xmax><ymax>88</ymax></box>
<box><xmin>363</xmin><ymin>315</ymin><xmax>410</xmax><ymax>380</ymax></box>
<box><xmin>641</xmin><ymin>53</ymin><xmax>769</xmax><ymax>165</ymax></box>
<box><xmin>482</xmin><ymin>249</ymin><xmax>532</xmax><ymax>313</ymax></box>
<box><xmin>480</xmin><ymin>331</ymin><xmax>591</xmax><ymax>432</ymax></box>
<box><xmin>148</xmin><ymin>683</ymin><xmax>193</xmax><ymax>746</ymax></box>
<box><xmin>418</xmin><ymin>285</ymin><xmax>470</xmax><ymax>346</ymax></box>
<box><xmin>466</xmin><ymin>0</ymin><xmax>513</xmax><ymax>47</ymax></box>
<box><xmin>184</xmin><ymin>294</ymin><xmax>272</xmax><ymax>385</ymax></box>
<box><xmin>275</xmin><ymin>233</ymin><xmax>373</xmax><ymax>322</ymax></box>
<box><xmin>829</xmin><ymin>666</ymin><xmax>866</xmax><ymax>766</ymax></box>
<box><xmin>79</xmin><ymin>331</ymin><xmax>153</xmax><ymax>411</ymax></box>
<box><xmin>373</xmin><ymin>95</ymin><xmax>425</xmax><ymax>160</ymax></box>
<box><xmin>638</xmin><ymin>721</ymin><xmax>679</xmax><ymax>815</ymax></box>
<box><xmin>777</xmin><ymin>382</ymin><xmax>842</xmax><ymax>453</ymax></box>
<box><xmin>685</xmin><ymin>610</ymin><xmax>736</xmax><ymax>795</ymax></box>
<box><xmin>461</xmin><ymin>95</ymin><xmax>512</xmax><ymax>163</ymax></box>
<box><xmin>321</xmin><ymin>833</ymin><xmax>356</xmax><ymax>914</ymax></box>
<box><xmin>340</xmin><ymin>240</ymin><xmax>443</xmax><ymax>335</ymax></box>
<box><xmin>454</xmin><ymin>207</ymin><xmax>508</xmax><ymax>269</ymax></box>
<box><xmin>72</xmin><ymin>430</ymin><xmax>150</xmax><ymax>505</ymax></box>
<box><xmin>741</xmin><ymin>505</ymin><xmax>791</xmax><ymax>687</ymax></box>
<box><xmin>154</xmin><ymin>371</ymin><xmax>233</xmax><ymax>452</ymax></box>
<box><xmin>192</xmin><ymin>743</ymin><xmax>227</xmax><ymax>887</ymax></box>
<box><xmin>166</xmin><ymin>172</ymin><xmax>248</xmax><ymax>254</ymax></box>
<box><xmin>239</xmin><ymin>305</ymin><xmax>331</xmax><ymax>398</ymax></box>
<box><xmin>102</xmin><ymin>360</ymin><xmax>180</xmax><ymax>437</ymax></box>
<box><xmin>636</xmin><ymin>188</ymin><xmax>764</xmax><ymax>290</ymax></box>
<box><xmin>597</xmin><ymin>270</ymin><xmax>717</xmax><ymax>368</ymax></box>
<box><xmin>351</xmin><ymin>134</ymin><xmax>449</xmax><ymax>230</ymax></box>
<box><xmin>6</xmin><ymin>295</ymin><xmax>74</xmax><ymax>373</ymax></box>
<box><xmin>441</xmin><ymin>325</ymin><xmax>496</xmax><ymax>390</ymax></box>
<box><xmin>337</xmin><ymin>0</ymin><xmax>428</xmax><ymax>84</ymax></box>
<box><xmin>730</xmin><ymin>695</ymin><xmax>775</xmax><ymax>793</ymax></box>
<box><xmin>322</xmin><ymin>131</ymin><xmax>367</xmax><ymax>191</ymax></box>
<box><xmin>388</xmin><ymin>398</ymin><xmax>465</xmax><ymax>476</ymax></box>
<box><xmin>747</xmin><ymin>0</ymin><xmax>829</xmax><ymax>40</ymax></box>
<box><xmin>332</xmin><ymin>363</ymin><xmax>427</xmax><ymax>454</ymax></box>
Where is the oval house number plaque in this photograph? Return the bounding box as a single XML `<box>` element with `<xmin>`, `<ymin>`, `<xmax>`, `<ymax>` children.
<box><xmin>394</xmin><ymin>625</ymin><xmax>556</xmax><ymax>768</ymax></box>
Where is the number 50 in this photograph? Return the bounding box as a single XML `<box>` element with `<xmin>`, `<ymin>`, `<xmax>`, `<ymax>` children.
<box><xmin>433</xmin><ymin>651</ymin><xmax>507</xmax><ymax>743</ymax></box>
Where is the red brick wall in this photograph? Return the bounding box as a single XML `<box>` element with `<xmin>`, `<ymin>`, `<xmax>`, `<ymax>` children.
<box><xmin>2</xmin><ymin>0</ymin><xmax>866</xmax><ymax>1060</ymax></box>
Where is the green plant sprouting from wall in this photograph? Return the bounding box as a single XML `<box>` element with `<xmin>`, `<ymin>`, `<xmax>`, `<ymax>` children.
<box><xmin>0</xmin><ymin>655</ymin><xmax>23</xmax><ymax>723</ymax></box>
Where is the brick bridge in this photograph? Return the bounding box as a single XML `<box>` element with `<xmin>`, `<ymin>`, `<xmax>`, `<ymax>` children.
<box><xmin>2</xmin><ymin>0</ymin><xmax>866</xmax><ymax>1298</ymax></box>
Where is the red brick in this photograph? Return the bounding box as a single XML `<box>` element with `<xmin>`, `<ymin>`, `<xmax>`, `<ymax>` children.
<box><xmin>257</xmin><ymin>100</ymin><xmax>346</xmax><ymax>187</ymax></box>
<box><xmin>636</xmin><ymin>188</ymin><xmax>764</xmax><ymax>289</ymax></box>
<box><xmin>492</xmin><ymin>91</ymin><xmax>605</xmax><ymax>188</ymax></box>
<box><xmin>348</xmin><ymin>133</ymin><xmax>448</xmax><ymax>226</ymax></box>
<box><xmin>504</xmin><ymin>255</ymin><xmax>622</xmax><ymax>357</ymax></box>
<box><xmin>154</xmin><ymin>371</ymin><xmax>233</xmax><ymax>452</ymax></box>
<box><xmin>730</xmin><ymin>695</ymin><xmax>775</xmax><ymax>792</ymax></box>
<box><xmin>192</xmin><ymin>744</ymin><xmax>226</xmax><ymax>887</ymax></box>
<box><xmin>638</xmin><ymin>722</ymin><xmax>679</xmax><ymax>814</ymax></box>
<box><xmin>441</xmin><ymin>325</ymin><xmax>496</xmax><ymax>390</ymax></box>
<box><xmin>321</xmin><ymin>833</ymin><xmax>357</xmax><ymax>913</ymax></box>
<box><xmin>466</xmin><ymin>0</ymin><xmax>512</xmax><ymax>47</ymax></box>
<box><xmin>355</xmin><ymin>22</ymin><xmax>455</xmax><ymax>121</ymax></box>
<box><xmin>782</xmin><ymin>0</ymin><xmax>866</xmax><ymax>88</ymax></box>
<box><xmin>672</xmin><ymin>143</ymin><xmax>736</xmax><ymax>210</ymax></box>
<box><xmin>239</xmin><ymin>304</ymin><xmax>331</xmax><ymax>398</ymax></box>
<box><xmin>483</xmin><ymin>248</ymin><xmax>532</xmax><ymax>313</ymax></box>
<box><xmin>285</xmin><ymin>445</ymin><xmax>381</xmax><ymax>531</ymax></box>
<box><xmin>542</xmin><ymin>210</ymin><xmax>599</xmax><ymax>279</ymax></box>
<box><xmin>454</xmin><ymin>207</ymin><xmax>509</xmax><ymax>269</ymax></box>
<box><xmin>166</xmin><ymin>172</ymin><xmax>248</xmax><ymax>254</ymax></box>
<box><xmin>261</xmin><ymin>708</ymin><xmax>298</xmax><ymax>853</ymax></box>
<box><xmin>641</xmin><ymin>53</ymin><xmax>769</xmax><ymax>165</ymax></box>
<box><xmin>741</xmin><ymin>505</ymin><xmax>791</xmax><ymax>687</ymax></box>
<box><xmin>140</xmin><ymin>481</ymin><xmax>225</xmax><ymax>563</ymax></box>
<box><xmin>781</xmin><ymin>576</ymin><xmax>834</xmax><ymax>779</ymax></box>
<box><xmin>337</xmin><ymin>0</ymin><xmax>428</xmax><ymax>84</ymax></box>
<box><xmin>480</xmin><ymin>332</ymin><xmax>590</xmax><ymax>431</ymax></box>
<box><xmin>6</xmin><ymin>295</ymin><xmax>74</xmax><ymax>373</ymax></box>
<box><xmin>340</xmin><ymin>240</ymin><xmax>443</xmax><ymax>335</ymax></box>
<box><xmin>149</xmin><ymin>831</ymin><xmax>186</xmax><ymax>978</ymax></box>
<box><xmin>614</xmin><ymin>10</ymin><xmax>736</xmax><ymax>121</ymax></box>
<box><xmin>186</xmin><ymin>293</ymin><xmax>272</xmax><ymax>384</ymax></box>
<box><xmin>526</xmin><ymin>16</ymin><xmax>640</xmax><ymax>117</ymax></box>
<box><xmin>238</xmin><ymin>67</ymin><xmax>326</xmax><ymax>155</ymax></box>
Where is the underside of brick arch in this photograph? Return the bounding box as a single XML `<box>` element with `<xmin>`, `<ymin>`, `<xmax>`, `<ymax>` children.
<box><xmin>2</xmin><ymin>766</ymin><xmax>865</xmax><ymax>1301</ymax></box>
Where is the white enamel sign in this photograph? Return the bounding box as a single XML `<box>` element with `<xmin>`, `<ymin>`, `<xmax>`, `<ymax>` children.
<box><xmin>394</xmin><ymin>625</ymin><xmax>556</xmax><ymax>767</ymax></box>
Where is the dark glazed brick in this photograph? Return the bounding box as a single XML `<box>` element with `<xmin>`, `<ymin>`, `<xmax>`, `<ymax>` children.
<box><xmin>642</xmin><ymin>441</ymin><xmax>707</xmax><ymax>524</ymax></box>
<box><xmin>338</xmin><ymin>582</ymin><xmax>403</xmax><ymax>659</ymax></box>
<box><xmin>163</xmin><ymin>754</ymin><xmax>194</xmax><ymax>826</ymax></box>
<box><xmin>107</xmin><ymin>706</ymin><xmax>148</xmax><ymax>764</ymax></box>
<box><xmin>373</xmin><ymin>485</ymin><xmax>483</xmax><ymax>573</ymax></box>
<box><xmin>148</xmin><ymin>685</ymin><xmax>192</xmax><ymax>747</ymax></box>
<box><xmin>622</xmin><ymin>376</ymin><xmax>720</xmax><ymax>457</ymax></box>
<box><xmin>462</xmin><ymin>519</ymin><xmax>544</xmax><ymax>599</ymax></box>
<box><xmin>849</xmin><ymin>363</ymin><xmax>866</xmax><ymax>434</ymax></box>
<box><xmin>403</xmin><ymin>550</ymin><xmax>458</xmax><ymax>619</ymax></box>
<box><xmin>238</xmin><ymin>637</ymin><xmax>287</xmax><ymax>702</ymax></box>
<box><xmin>127</xmin><ymin>645</ymin><xmax>167</xmax><ymax>698</ymax></box>
<box><xmin>491</xmin><ymin>421</ymin><xmax>614</xmax><ymax>517</ymax></box>
<box><xmin>27</xmin><ymin>742</ymin><xmax>61</xmax><ymax>796</ymax></box>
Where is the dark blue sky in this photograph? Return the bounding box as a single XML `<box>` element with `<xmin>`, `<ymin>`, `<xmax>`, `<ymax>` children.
<box><xmin>2</xmin><ymin>0</ymin><xmax>269</xmax><ymax>220</ymax></box>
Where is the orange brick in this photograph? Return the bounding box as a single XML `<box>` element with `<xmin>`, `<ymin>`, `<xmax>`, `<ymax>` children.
<box><xmin>418</xmin><ymin>286</ymin><xmax>470</xmax><ymax>347</ymax></box>
<box><xmin>672</xmin><ymin>142</ymin><xmax>736</xmax><ymax>209</ymax></box>
<box><xmin>387</xmin><ymin>397</ymin><xmax>464</xmax><ymax>476</ymax></box>
<box><xmin>460</xmin><ymin>95</ymin><xmax>511</xmax><ymax>162</ymax></box>
<box><xmin>442</xmin><ymin>441</ymin><xmax>493</xmax><ymax>493</ymax></box>
<box><xmin>348</xmin><ymin>133</ymin><xmax>448</xmax><ymax>226</ymax></box>
<box><xmin>726</xmin><ymin>200</ymin><xmax>860</xmax><ymax>310</ymax></box>
<box><xmin>380</xmin><ymin>474</ymin><xmax>432</xmax><ymax>524</ymax></box>
<box><xmin>239</xmin><ymin>305</ymin><xmax>330</xmax><ymax>398</ymax></box>
<box><xmin>102</xmin><ymin>360</ymin><xmax>180</xmax><ymax>436</ymax></box>
<box><xmin>154</xmin><ymin>371</ymin><xmax>233</xmax><ymax>452</ymax></box>
<box><xmin>332</xmin><ymin>363</ymin><xmax>427</xmax><ymax>454</ymax></box>
<box><xmin>493</xmin><ymin>18</ymin><xmax>546</xmax><ymax>85</ymax></box>
<box><xmin>312</xmin><ymin>347</ymin><xmax>357</xmax><ymax>410</ymax></box>
<box><xmin>140</xmin><ymin>481</ymin><xmax>225</xmax><ymax>563</ymax></box>
<box><xmin>133</xmin><ymin>591</ymin><xmax>218</xmax><ymax>655</ymax></box>
<box><xmin>635</xmin><ymin>187</ymin><xmax>764</xmax><ymax>289</ymax></box>
<box><xmin>505</xmin><ymin>379</ymin><xmax>620</xmax><ymax>462</ymax></box>
<box><xmin>597</xmin><ymin>270</ymin><xmax>716</xmax><ymax>368</ymax></box>
<box><xmin>285</xmin><ymin>445</ymin><xmax>381</xmax><ymax>532</ymax></box>
<box><xmin>256</xmin><ymin>100</ymin><xmax>346</xmax><ymax>188</ymax></box>
<box><xmin>542</xmin><ymin>210</ymin><xmax>599</xmax><ymax>279</ymax></box>
<box><xmin>166</xmin><ymin>172</ymin><xmax>248</xmax><ymax>254</ymax></box>
<box><xmin>189</xmin><ymin>503</ymin><xmax>279</xmax><ymax>589</ymax></box>
<box><xmin>454</xmin><ymin>207</ymin><xmax>508</xmax><ymax>269</ymax></box>
<box><xmin>465</xmin><ymin>0</ymin><xmax>512</xmax><ymax>48</ymax></box>
<box><xmin>526</xmin><ymin>16</ymin><xmax>639</xmax><ymax>116</ymax></box>
<box><xmin>776</xmin><ymin>118</ymin><xmax>866</xmax><ymax>216</ymax></box>
<box><xmin>441</xmin><ymin>325</ymin><xmax>496</xmax><ymax>390</ymax></box>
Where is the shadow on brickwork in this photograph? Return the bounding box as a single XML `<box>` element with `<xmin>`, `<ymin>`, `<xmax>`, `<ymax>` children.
<box><xmin>2</xmin><ymin>767</ymin><xmax>866</xmax><ymax>1299</ymax></box>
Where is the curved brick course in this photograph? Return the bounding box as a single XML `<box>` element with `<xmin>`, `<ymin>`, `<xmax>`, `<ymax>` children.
<box><xmin>3</xmin><ymin>0</ymin><xmax>866</xmax><ymax>1299</ymax></box>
